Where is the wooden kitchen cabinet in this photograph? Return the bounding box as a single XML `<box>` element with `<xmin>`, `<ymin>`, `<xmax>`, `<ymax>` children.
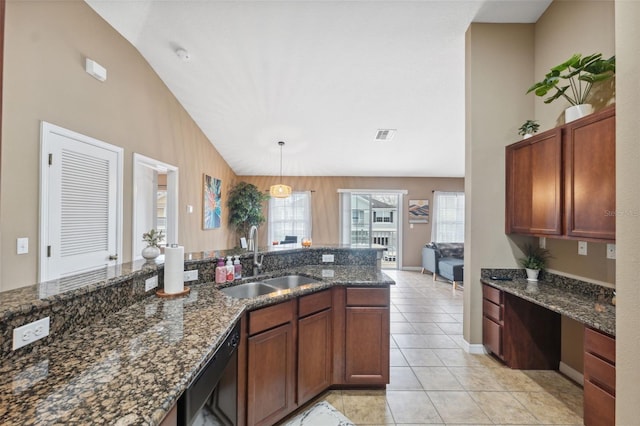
<box><xmin>246</xmin><ymin>301</ymin><xmax>296</xmax><ymax>426</ymax></box>
<box><xmin>482</xmin><ymin>284</ymin><xmax>504</xmax><ymax>360</ymax></box>
<box><xmin>505</xmin><ymin>106</ymin><xmax>615</xmax><ymax>241</ymax></box>
<box><xmin>584</xmin><ymin>327</ymin><xmax>616</xmax><ymax>426</ymax></box>
<box><xmin>344</xmin><ymin>288</ymin><xmax>390</xmax><ymax>385</ymax></box>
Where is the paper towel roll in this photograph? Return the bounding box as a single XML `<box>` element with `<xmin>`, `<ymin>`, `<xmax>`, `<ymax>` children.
<box><xmin>164</xmin><ymin>245</ymin><xmax>184</xmax><ymax>294</ymax></box>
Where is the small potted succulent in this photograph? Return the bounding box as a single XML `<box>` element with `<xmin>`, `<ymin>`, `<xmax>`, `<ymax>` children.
<box><xmin>518</xmin><ymin>120</ymin><xmax>540</xmax><ymax>139</ymax></box>
<box><xmin>142</xmin><ymin>228</ymin><xmax>165</xmax><ymax>260</ymax></box>
<box><xmin>519</xmin><ymin>243</ymin><xmax>551</xmax><ymax>282</ymax></box>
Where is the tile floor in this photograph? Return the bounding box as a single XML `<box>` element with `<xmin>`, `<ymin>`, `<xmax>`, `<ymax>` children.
<box><xmin>307</xmin><ymin>270</ymin><xmax>584</xmax><ymax>425</ymax></box>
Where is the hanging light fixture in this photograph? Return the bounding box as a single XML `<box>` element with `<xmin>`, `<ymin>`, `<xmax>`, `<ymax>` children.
<box><xmin>269</xmin><ymin>141</ymin><xmax>292</xmax><ymax>198</ymax></box>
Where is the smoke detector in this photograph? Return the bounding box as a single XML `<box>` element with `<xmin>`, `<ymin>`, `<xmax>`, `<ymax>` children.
<box><xmin>175</xmin><ymin>48</ymin><xmax>191</xmax><ymax>62</ymax></box>
<box><xmin>375</xmin><ymin>129</ymin><xmax>396</xmax><ymax>141</ymax></box>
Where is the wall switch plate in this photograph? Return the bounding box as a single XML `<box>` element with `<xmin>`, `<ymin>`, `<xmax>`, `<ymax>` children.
<box><xmin>13</xmin><ymin>317</ymin><xmax>50</xmax><ymax>350</ymax></box>
<box><xmin>539</xmin><ymin>237</ymin><xmax>546</xmax><ymax>249</ymax></box>
<box><xmin>322</xmin><ymin>254</ymin><xmax>335</xmax><ymax>263</ymax></box>
<box><xmin>606</xmin><ymin>244</ymin><xmax>616</xmax><ymax>259</ymax></box>
<box><xmin>578</xmin><ymin>241</ymin><xmax>588</xmax><ymax>256</ymax></box>
<box><xmin>145</xmin><ymin>275</ymin><xmax>158</xmax><ymax>292</ymax></box>
<box><xmin>184</xmin><ymin>270</ymin><xmax>198</xmax><ymax>282</ymax></box>
<box><xmin>17</xmin><ymin>237</ymin><xmax>28</xmax><ymax>255</ymax></box>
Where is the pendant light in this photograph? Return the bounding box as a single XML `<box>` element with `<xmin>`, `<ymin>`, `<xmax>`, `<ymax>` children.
<box><xmin>269</xmin><ymin>141</ymin><xmax>292</xmax><ymax>198</ymax></box>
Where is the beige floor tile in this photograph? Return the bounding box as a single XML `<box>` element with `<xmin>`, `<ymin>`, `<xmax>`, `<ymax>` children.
<box><xmin>411</xmin><ymin>322</ymin><xmax>445</xmax><ymax>335</ymax></box>
<box><xmin>402</xmin><ymin>312</ymin><xmax>458</xmax><ymax>323</ymax></box>
<box><xmin>317</xmin><ymin>390</ymin><xmax>345</xmax><ymax>413</ymax></box>
<box><xmin>431</xmin><ymin>348</ymin><xmax>488</xmax><ymax>367</ymax></box>
<box><xmin>388</xmin><ymin>366</ymin><xmax>423</xmax><ymax>390</ymax></box>
<box><xmin>393</xmin><ymin>334</ymin><xmax>458</xmax><ymax>349</ymax></box>
<box><xmin>469</xmin><ymin>391</ymin><xmax>538</xmax><ymax>424</ymax></box>
<box><xmin>522</xmin><ymin>371</ymin><xmax>583</xmax><ymax>395</ymax></box>
<box><xmin>392</xmin><ymin>297</ymin><xmax>435</xmax><ymax>306</ymax></box>
<box><xmin>448</xmin><ymin>366</ymin><xmax>506</xmax><ymax>391</ymax></box>
<box><xmin>391</xmin><ymin>322</ymin><xmax>418</xmax><ymax>334</ymax></box>
<box><xmin>395</xmin><ymin>304</ymin><xmax>446</xmax><ymax>313</ymax></box>
<box><xmin>493</xmin><ymin>368</ymin><xmax>547</xmax><ymax>392</ymax></box>
<box><xmin>412</xmin><ymin>366</ymin><xmax>464</xmax><ymax>390</ymax></box>
<box><xmin>427</xmin><ymin>391</ymin><xmax>492</xmax><ymax>424</ymax></box>
<box><xmin>400</xmin><ymin>348</ymin><xmax>444</xmax><ymax>367</ymax></box>
<box><xmin>436</xmin><ymin>322</ymin><xmax>463</xmax><ymax>335</ymax></box>
<box><xmin>512</xmin><ymin>391</ymin><xmax>583</xmax><ymax>424</ymax></box>
<box><xmin>391</xmin><ymin>312</ymin><xmax>408</xmax><ymax>322</ymax></box>
<box><xmin>449</xmin><ymin>313</ymin><xmax>463</xmax><ymax>322</ymax></box>
<box><xmin>386</xmin><ymin>390</ymin><xmax>443</xmax><ymax>423</ymax></box>
<box><xmin>342</xmin><ymin>391</ymin><xmax>395</xmax><ymax>424</ymax></box>
<box><xmin>390</xmin><ymin>348</ymin><xmax>409</xmax><ymax>367</ymax></box>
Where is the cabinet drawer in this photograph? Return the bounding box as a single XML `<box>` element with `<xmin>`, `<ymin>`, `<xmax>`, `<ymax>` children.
<box><xmin>585</xmin><ymin>327</ymin><xmax>615</xmax><ymax>363</ymax></box>
<box><xmin>482</xmin><ymin>285</ymin><xmax>502</xmax><ymax>305</ymax></box>
<box><xmin>482</xmin><ymin>299</ymin><xmax>502</xmax><ymax>323</ymax></box>
<box><xmin>299</xmin><ymin>290</ymin><xmax>332</xmax><ymax>318</ymax></box>
<box><xmin>346</xmin><ymin>287</ymin><xmax>389</xmax><ymax>307</ymax></box>
<box><xmin>584</xmin><ymin>380</ymin><xmax>615</xmax><ymax>426</ymax></box>
<box><xmin>249</xmin><ymin>300</ymin><xmax>295</xmax><ymax>336</ymax></box>
<box><xmin>482</xmin><ymin>316</ymin><xmax>502</xmax><ymax>359</ymax></box>
<box><xmin>584</xmin><ymin>352</ymin><xmax>615</xmax><ymax>395</ymax></box>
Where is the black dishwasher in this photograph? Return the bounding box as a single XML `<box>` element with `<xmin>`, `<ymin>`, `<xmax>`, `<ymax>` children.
<box><xmin>178</xmin><ymin>321</ymin><xmax>240</xmax><ymax>426</ymax></box>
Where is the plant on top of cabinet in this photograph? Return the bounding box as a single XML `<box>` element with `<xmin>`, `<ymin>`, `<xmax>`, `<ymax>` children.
<box><xmin>227</xmin><ymin>181</ymin><xmax>269</xmax><ymax>244</ymax></box>
<box><xmin>518</xmin><ymin>120</ymin><xmax>540</xmax><ymax>139</ymax></box>
<box><xmin>518</xmin><ymin>243</ymin><xmax>551</xmax><ymax>281</ymax></box>
<box><xmin>527</xmin><ymin>53</ymin><xmax>615</xmax><ymax>122</ymax></box>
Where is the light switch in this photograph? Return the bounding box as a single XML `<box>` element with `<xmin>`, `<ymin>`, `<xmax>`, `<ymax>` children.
<box><xmin>17</xmin><ymin>238</ymin><xmax>28</xmax><ymax>255</ymax></box>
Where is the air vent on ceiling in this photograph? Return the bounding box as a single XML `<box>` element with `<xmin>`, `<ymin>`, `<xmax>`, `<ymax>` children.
<box><xmin>375</xmin><ymin>129</ymin><xmax>396</xmax><ymax>141</ymax></box>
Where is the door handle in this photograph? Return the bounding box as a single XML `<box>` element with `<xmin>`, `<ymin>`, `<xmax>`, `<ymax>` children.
<box><xmin>109</xmin><ymin>254</ymin><xmax>119</xmax><ymax>260</ymax></box>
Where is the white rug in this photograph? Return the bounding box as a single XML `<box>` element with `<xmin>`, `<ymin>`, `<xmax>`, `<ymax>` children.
<box><xmin>283</xmin><ymin>401</ymin><xmax>355</xmax><ymax>426</ymax></box>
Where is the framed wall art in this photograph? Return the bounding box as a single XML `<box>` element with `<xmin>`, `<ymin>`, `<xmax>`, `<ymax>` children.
<box><xmin>408</xmin><ymin>199</ymin><xmax>429</xmax><ymax>223</ymax></box>
<box><xmin>203</xmin><ymin>174</ymin><xmax>222</xmax><ymax>229</ymax></box>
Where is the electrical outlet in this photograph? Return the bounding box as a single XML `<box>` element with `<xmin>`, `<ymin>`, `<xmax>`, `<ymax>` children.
<box><xmin>322</xmin><ymin>254</ymin><xmax>335</xmax><ymax>263</ymax></box>
<box><xmin>578</xmin><ymin>241</ymin><xmax>588</xmax><ymax>256</ymax></box>
<box><xmin>606</xmin><ymin>244</ymin><xmax>616</xmax><ymax>259</ymax></box>
<box><xmin>321</xmin><ymin>269</ymin><xmax>335</xmax><ymax>278</ymax></box>
<box><xmin>13</xmin><ymin>317</ymin><xmax>50</xmax><ymax>350</ymax></box>
<box><xmin>184</xmin><ymin>270</ymin><xmax>198</xmax><ymax>282</ymax></box>
<box><xmin>539</xmin><ymin>237</ymin><xmax>546</xmax><ymax>249</ymax></box>
<box><xmin>145</xmin><ymin>275</ymin><xmax>158</xmax><ymax>292</ymax></box>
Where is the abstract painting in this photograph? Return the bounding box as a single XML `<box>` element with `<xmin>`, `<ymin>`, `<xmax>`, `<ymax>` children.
<box><xmin>408</xmin><ymin>199</ymin><xmax>429</xmax><ymax>223</ymax></box>
<box><xmin>203</xmin><ymin>174</ymin><xmax>222</xmax><ymax>229</ymax></box>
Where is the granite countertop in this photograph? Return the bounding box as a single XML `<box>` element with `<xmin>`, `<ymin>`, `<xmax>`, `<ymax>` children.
<box><xmin>481</xmin><ymin>275</ymin><xmax>615</xmax><ymax>336</ymax></box>
<box><xmin>0</xmin><ymin>265</ymin><xmax>392</xmax><ymax>425</ymax></box>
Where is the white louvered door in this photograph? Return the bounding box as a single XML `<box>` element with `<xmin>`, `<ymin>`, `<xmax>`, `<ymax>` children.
<box><xmin>40</xmin><ymin>122</ymin><xmax>123</xmax><ymax>281</ymax></box>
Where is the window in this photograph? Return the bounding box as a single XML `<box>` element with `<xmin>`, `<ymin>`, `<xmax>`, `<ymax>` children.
<box><xmin>431</xmin><ymin>191</ymin><xmax>465</xmax><ymax>243</ymax></box>
<box><xmin>373</xmin><ymin>210</ymin><xmax>394</xmax><ymax>223</ymax></box>
<box><xmin>268</xmin><ymin>191</ymin><xmax>312</xmax><ymax>244</ymax></box>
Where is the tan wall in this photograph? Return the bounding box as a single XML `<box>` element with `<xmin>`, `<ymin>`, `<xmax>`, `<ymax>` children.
<box><xmin>614</xmin><ymin>1</ymin><xmax>640</xmax><ymax>422</ymax></box>
<box><xmin>1</xmin><ymin>1</ymin><xmax>237</xmax><ymax>291</ymax></box>
<box><xmin>239</xmin><ymin>176</ymin><xmax>464</xmax><ymax>268</ymax></box>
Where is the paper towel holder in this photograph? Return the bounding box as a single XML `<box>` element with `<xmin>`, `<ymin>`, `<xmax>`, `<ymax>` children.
<box><xmin>156</xmin><ymin>287</ymin><xmax>191</xmax><ymax>298</ymax></box>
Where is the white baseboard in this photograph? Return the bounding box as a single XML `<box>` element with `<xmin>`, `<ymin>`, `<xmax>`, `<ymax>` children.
<box><xmin>559</xmin><ymin>361</ymin><xmax>584</xmax><ymax>385</ymax></box>
<box><xmin>461</xmin><ymin>338</ymin><xmax>488</xmax><ymax>354</ymax></box>
<box><xmin>402</xmin><ymin>266</ymin><xmax>422</xmax><ymax>272</ymax></box>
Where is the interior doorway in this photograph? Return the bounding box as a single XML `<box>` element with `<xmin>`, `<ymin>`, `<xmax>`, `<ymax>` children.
<box><xmin>132</xmin><ymin>154</ymin><xmax>178</xmax><ymax>261</ymax></box>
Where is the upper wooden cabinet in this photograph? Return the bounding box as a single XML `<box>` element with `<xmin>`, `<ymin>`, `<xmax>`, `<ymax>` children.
<box><xmin>505</xmin><ymin>106</ymin><xmax>615</xmax><ymax>241</ymax></box>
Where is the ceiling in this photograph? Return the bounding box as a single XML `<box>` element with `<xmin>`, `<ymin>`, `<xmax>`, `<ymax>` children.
<box><xmin>85</xmin><ymin>0</ymin><xmax>551</xmax><ymax>178</ymax></box>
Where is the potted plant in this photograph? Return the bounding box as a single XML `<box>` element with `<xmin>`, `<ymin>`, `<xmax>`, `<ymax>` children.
<box><xmin>518</xmin><ymin>120</ymin><xmax>540</xmax><ymax>139</ymax></box>
<box><xmin>526</xmin><ymin>53</ymin><xmax>615</xmax><ymax>122</ymax></box>
<box><xmin>519</xmin><ymin>243</ymin><xmax>551</xmax><ymax>282</ymax></box>
<box><xmin>142</xmin><ymin>228</ymin><xmax>164</xmax><ymax>260</ymax></box>
<box><xmin>227</xmin><ymin>181</ymin><xmax>269</xmax><ymax>244</ymax></box>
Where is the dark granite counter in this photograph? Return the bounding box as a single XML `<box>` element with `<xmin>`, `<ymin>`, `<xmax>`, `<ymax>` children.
<box><xmin>480</xmin><ymin>269</ymin><xmax>615</xmax><ymax>336</ymax></box>
<box><xmin>0</xmin><ymin>264</ymin><xmax>392</xmax><ymax>425</ymax></box>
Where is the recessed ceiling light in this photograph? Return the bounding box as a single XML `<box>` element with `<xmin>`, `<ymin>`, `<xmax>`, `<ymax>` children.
<box><xmin>375</xmin><ymin>129</ymin><xmax>396</xmax><ymax>141</ymax></box>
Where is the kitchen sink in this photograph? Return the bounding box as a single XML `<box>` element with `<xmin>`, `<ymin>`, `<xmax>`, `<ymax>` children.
<box><xmin>260</xmin><ymin>275</ymin><xmax>318</xmax><ymax>289</ymax></box>
<box><xmin>220</xmin><ymin>282</ymin><xmax>280</xmax><ymax>299</ymax></box>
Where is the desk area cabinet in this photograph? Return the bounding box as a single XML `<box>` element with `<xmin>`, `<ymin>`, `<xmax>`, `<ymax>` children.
<box><xmin>584</xmin><ymin>327</ymin><xmax>616</xmax><ymax>426</ymax></box>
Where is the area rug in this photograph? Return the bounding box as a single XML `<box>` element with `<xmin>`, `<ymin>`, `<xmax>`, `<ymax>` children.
<box><xmin>282</xmin><ymin>401</ymin><xmax>355</xmax><ymax>426</ymax></box>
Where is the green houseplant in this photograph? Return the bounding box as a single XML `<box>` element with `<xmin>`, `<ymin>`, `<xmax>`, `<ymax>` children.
<box><xmin>518</xmin><ymin>120</ymin><xmax>540</xmax><ymax>138</ymax></box>
<box><xmin>519</xmin><ymin>243</ymin><xmax>551</xmax><ymax>281</ymax></box>
<box><xmin>227</xmin><ymin>181</ymin><xmax>269</xmax><ymax>243</ymax></box>
<box><xmin>141</xmin><ymin>228</ymin><xmax>164</xmax><ymax>260</ymax></box>
<box><xmin>527</xmin><ymin>53</ymin><xmax>615</xmax><ymax>121</ymax></box>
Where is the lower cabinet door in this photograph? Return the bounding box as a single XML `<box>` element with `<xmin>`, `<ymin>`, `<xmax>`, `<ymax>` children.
<box><xmin>298</xmin><ymin>309</ymin><xmax>332</xmax><ymax>405</ymax></box>
<box><xmin>344</xmin><ymin>307</ymin><xmax>390</xmax><ymax>384</ymax></box>
<box><xmin>584</xmin><ymin>380</ymin><xmax>615</xmax><ymax>426</ymax></box>
<box><xmin>482</xmin><ymin>316</ymin><xmax>502</xmax><ymax>359</ymax></box>
<box><xmin>247</xmin><ymin>322</ymin><xmax>295</xmax><ymax>426</ymax></box>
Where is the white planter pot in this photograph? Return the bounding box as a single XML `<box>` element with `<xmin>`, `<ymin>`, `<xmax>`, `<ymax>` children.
<box><xmin>523</xmin><ymin>133</ymin><xmax>533</xmax><ymax>139</ymax></box>
<box><xmin>525</xmin><ymin>268</ymin><xmax>540</xmax><ymax>282</ymax></box>
<box><xmin>142</xmin><ymin>245</ymin><xmax>161</xmax><ymax>261</ymax></box>
<box><xmin>565</xmin><ymin>104</ymin><xmax>593</xmax><ymax>123</ymax></box>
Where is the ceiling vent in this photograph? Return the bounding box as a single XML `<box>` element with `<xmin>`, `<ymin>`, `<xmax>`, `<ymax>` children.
<box><xmin>375</xmin><ymin>129</ymin><xmax>396</xmax><ymax>141</ymax></box>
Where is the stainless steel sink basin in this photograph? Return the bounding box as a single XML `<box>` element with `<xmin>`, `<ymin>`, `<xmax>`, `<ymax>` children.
<box><xmin>220</xmin><ymin>282</ymin><xmax>279</xmax><ymax>299</ymax></box>
<box><xmin>260</xmin><ymin>275</ymin><xmax>318</xmax><ymax>289</ymax></box>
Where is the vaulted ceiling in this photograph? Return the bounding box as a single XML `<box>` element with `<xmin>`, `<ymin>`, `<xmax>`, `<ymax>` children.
<box><xmin>86</xmin><ymin>0</ymin><xmax>551</xmax><ymax>177</ymax></box>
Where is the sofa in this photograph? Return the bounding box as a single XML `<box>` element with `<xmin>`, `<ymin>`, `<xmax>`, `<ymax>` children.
<box><xmin>421</xmin><ymin>242</ymin><xmax>464</xmax><ymax>289</ymax></box>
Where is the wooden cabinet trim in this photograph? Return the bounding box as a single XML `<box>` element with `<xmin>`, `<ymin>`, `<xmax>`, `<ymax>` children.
<box><xmin>584</xmin><ymin>380</ymin><xmax>615</xmax><ymax>426</ymax></box>
<box><xmin>248</xmin><ymin>300</ymin><xmax>295</xmax><ymax>336</ymax></box>
<box><xmin>584</xmin><ymin>352</ymin><xmax>616</xmax><ymax>395</ymax></box>
<box><xmin>299</xmin><ymin>289</ymin><xmax>332</xmax><ymax>318</ymax></box>
<box><xmin>346</xmin><ymin>287</ymin><xmax>389</xmax><ymax>307</ymax></box>
<box><xmin>344</xmin><ymin>306</ymin><xmax>390</xmax><ymax>384</ymax></box>
<box><xmin>482</xmin><ymin>316</ymin><xmax>502</xmax><ymax>359</ymax></box>
<box><xmin>585</xmin><ymin>327</ymin><xmax>616</xmax><ymax>364</ymax></box>
<box><xmin>482</xmin><ymin>299</ymin><xmax>502</xmax><ymax>323</ymax></box>
<box><xmin>482</xmin><ymin>284</ymin><xmax>502</xmax><ymax>305</ymax></box>
<box><xmin>298</xmin><ymin>309</ymin><xmax>332</xmax><ymax>404</ymax></box>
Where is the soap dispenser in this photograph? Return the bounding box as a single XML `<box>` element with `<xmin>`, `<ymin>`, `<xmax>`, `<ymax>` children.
<box><xmin>215</xmin><ymin>258</ymin><xmax>227</xmax><ymax>284</ymax></box>
<box><xmin>226</xmin><ymin>256</ymin><xmax>235</xmax><ymax>282</ymax></box>
<box><xmin>234</xmin><ymin>255</ymin><xmax>242</xmax><ymax>280</ymax></box>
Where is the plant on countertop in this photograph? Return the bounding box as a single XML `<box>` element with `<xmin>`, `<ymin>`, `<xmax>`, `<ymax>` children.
<box><xmin>142</xmin><ymin>229</ymin><xmax>165</xmax><ymax>247</ymax></box>
<box><xmin>519</xmin><ymin>243</ymin><xmax>551</xmax><ymax>271</ymax></box>
<box><xmin>518</xmin><ymin>120</ymin><xmax>540</xmax><ymax>137</ymax></box>
<box><xmin>227</xmin><ymin>181</ymin><xmax>269</xmax><ymax>241</ymax></box>
<box><xmin>527</xmin><ymin>53</ymin><xmax>615</xmax><ymax>106</ymax></box>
